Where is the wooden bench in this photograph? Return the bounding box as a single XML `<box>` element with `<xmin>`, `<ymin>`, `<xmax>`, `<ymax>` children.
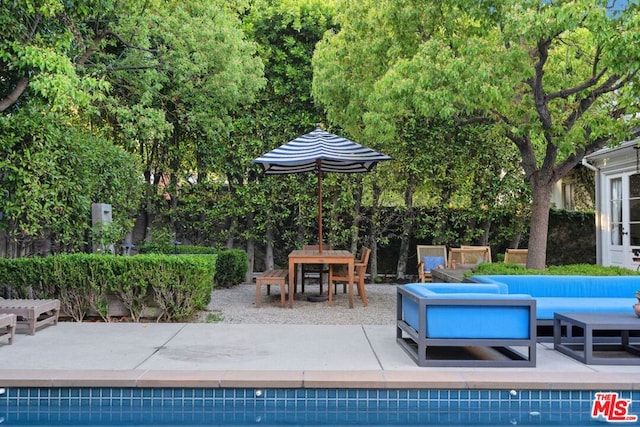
<box><xmin>256</xmin><ymin>269</ymin><xmax>290</xmax><ymax>308</ymax></box>
<box><xmin>0</xmin><ymin>298</ymin><xmax>60</xmax><ymax>335</ymax></box>
<box><xmin>0</xmin><ymin>313</ymin><xmax>16</xmax><ymax>345</ymax></box>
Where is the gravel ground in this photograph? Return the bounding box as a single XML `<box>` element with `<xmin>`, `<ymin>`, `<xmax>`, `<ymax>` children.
<box><xmin>200</xmin><ymin>282</ymin><xmax>399</xmax><ymax>325</ymax></box>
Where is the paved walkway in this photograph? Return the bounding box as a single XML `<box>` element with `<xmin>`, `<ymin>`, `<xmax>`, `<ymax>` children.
<box><xmin>1</xmin><ymin>322</ymin><xmax>639</xmax><ymax>390</ymax></box>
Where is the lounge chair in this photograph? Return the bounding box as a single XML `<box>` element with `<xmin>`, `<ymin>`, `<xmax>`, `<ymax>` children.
<box><xmin>0</xmin><ymin>313</ymin><xmax>16</xmax><ymax>344</ymax></box>
<box><xmin>0</xmin><ymin>298</ymin><xmax>60</xmax><ymax>335</ymax></box>
<box><xmin>416</xmin><ymin>245</ymin><xmax>447</xmax><ymax>282</ymax></box>
<box><xmin>461</xmin><ymin>245</ymin><xmax>492</xmax><ymax>262</ymax></box>
<box><xmin>448</xmin><ymin>246</ymin><xmax>491</xmax><ymax>269</ymax></box>
<box><xmin>504</xmin><ymin>248</ymin><xmax>528</xmax><ymax>266</ymax></box>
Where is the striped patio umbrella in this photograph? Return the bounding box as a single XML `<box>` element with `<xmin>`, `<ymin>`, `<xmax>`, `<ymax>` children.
<box><xmin>253</xmin><ymin>126</ymin><xmax>392</xmax><ymax>252</ymax></box>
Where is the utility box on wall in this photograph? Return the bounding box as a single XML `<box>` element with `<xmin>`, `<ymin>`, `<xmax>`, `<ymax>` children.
<box><xmin>91</xmin><ymin>203</ymin><xmax>113</xmax><ymax>253</ymax></box>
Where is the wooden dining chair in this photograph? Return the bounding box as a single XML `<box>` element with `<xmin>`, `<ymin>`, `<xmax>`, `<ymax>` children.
<box><xmin>328</xmin><ymin>247</ymin><xmax>371</xmax><ymax>307</ymax></box>
<box><xmin>301</xmin><ymin>244</ymin><xmax>332</xmax><ymax>294</ymax></box>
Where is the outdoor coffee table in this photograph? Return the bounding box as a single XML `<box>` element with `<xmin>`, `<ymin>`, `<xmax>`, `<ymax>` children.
<box><xmin>553</xmin><ymin>312</ymin><xmax>640</xmax><ymax>365</ymax></box>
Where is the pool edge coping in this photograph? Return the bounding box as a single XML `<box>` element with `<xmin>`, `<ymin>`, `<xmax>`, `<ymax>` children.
<box><xmin>0</xmin><ymin>369</ymin><xmax>637</xmax><ymax>390</ymax></box>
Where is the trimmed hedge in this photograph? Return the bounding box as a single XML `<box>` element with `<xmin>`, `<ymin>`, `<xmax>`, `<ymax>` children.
<box><xmin>468</xmin><ymin>262</ymin><xmax>640</xmax><ymax>277</ymax></box>
<box><xmin>214</xmin><ymin>249</ymin><xmax>248</xmax><ymax>287</ymax></box>
<box><xmin>137</xmin><ymin>243</ymin><xmax>218</xmax><ymax>255</ymax></box>
<box><xmin>0</xmin><ymin>254</ymin><xmax>216</xmax><ymax>322</ymax></box>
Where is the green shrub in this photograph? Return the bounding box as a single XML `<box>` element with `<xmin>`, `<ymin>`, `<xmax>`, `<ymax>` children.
<box><xmin>467</xmin><ymin>262</ymin><xmax>640</xmax><ymax>277</ymax></box>
<box><xmin>138</xmin><ymin>242</ymin><xmax>217</xmax><ymax>255</ymax></box>
<box><xmin>40</xmin><ymin>254</ymin><xmax>112</xmax><ymax>322</ymax></box>
<box><xmin>0</xmin><ymin>254</ymin><xmax>216</xmax><ymax>322</ymax></box>
<box><xmin>214</xmin><ymin>249</ymin><xmax>248</xmax><ymax>287</ymax></box>
<box><xmin>136</xmin><ymin>242</ymin><xmax>164</xmax><ymax>254</ymax></box>
<box><xmin>0</xmin><ymin>256</ymin><xmax>46</xmax><ymax>297</ymax></box>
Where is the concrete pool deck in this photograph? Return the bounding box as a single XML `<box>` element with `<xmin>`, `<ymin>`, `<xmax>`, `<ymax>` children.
<box><xmin>1</xmin><ymin>322</ymin><xmax>640</xmax><ymax>390</ymax></box>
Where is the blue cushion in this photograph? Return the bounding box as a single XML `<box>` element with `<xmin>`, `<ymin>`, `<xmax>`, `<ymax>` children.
<box><xmin>471</xmin><ymin>275</ymin><xmax>640</xmax><ymax>298</ymax></box>
<box><xmin>535</xmin><ymin>297</ymin><xmax>636</xmax><ymax>319</ymax></box>
<box><xmin>403</xmin><ymin>283</ymin><xmax>507</xmax><ymax>295</ymax></box>
<box><xmin>426</xmin><ymin>305</ymin><xmax>531</xmax><ymax>339</ymax></box>
<box><xmin>422</xmin><ymin>256</ymin><xmax>445</xmax><ymax>272</ymax></box>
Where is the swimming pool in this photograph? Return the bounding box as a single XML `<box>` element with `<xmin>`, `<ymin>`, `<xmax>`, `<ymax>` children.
<box><xmin>1</xmin><ymin>387</ymin><xmax>638</xmax><ymax>425</ymax></box>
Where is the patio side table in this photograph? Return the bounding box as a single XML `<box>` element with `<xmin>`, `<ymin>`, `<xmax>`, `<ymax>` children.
<box><xmin>553</xmin><ymin>312</ymin><xmax>640</xmax><ymax>365</ymax></box>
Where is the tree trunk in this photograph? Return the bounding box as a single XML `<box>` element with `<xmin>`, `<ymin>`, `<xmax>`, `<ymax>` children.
<box><xmin>527</xmin><ymin>179</ymin><xmax>554</xmax><ymax>269</ymax></box>
<box><xmin>36</xmin><ymin>237</ymin><xmax>51</xmax><ymax>256</ymax></box>
<box><xmin>509</xmin><ymin>230</ymin><xmax>523</xmax><ymax>249</ymax></box>
<box><xmin>369</xmin><ymin>182</ymin><xmax>382</xmax><ymax>282</ymax></box>
<box><xmin>349</xmin><ymin>177</ymin><xmax>363</xmax><ymax>254</ymax></box>
<box><xmin>225</xmin><ymin>217</ymin><xmax>236</xmax><ymax>249</ymax></box>
<box><xmin>245</xmin><ymin>211</ymin><xmax>255</xmax><ymax>283</ymax></box>
<box><xmin>0</xmin><ymin>230</ymin><xmax>6</xmax><ymax>258</ymax></box>
<box><xmin>265</xmin><ymin>227</ymin><xmax>275</xmax><ymax>270</ymax></box>
<box><xmin>396</xmin><ymin>176</ymin><xmax>416</xmax><ymax>279</ymax></box>
<box><xmin>479</xmin><ymin>220</ymin><xmax>491</xmax><ymax>247</ymax></box>
<box><xmin>141</xmin><ymin>174</ymin><xmax>155</xmax><ymax>243</ymax></box>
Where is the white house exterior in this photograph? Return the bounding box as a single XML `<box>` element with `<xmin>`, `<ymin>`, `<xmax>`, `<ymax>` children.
<box><xmin>584</xmin><ymin>139</ymin><xmax>640</xmax><ymax>269</ymax></box>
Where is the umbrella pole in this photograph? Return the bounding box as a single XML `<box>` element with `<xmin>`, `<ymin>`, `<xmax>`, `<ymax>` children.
<box><xmin>317</xmin><ymin>159</ymin><xmax>323</xmax><ymax>253</ymax></box>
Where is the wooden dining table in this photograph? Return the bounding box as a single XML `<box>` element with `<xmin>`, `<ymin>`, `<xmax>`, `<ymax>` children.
<box><xmin>288</xmin><ymin>249</ymin><xmax>355</xmax><ymax>308</ymax></box>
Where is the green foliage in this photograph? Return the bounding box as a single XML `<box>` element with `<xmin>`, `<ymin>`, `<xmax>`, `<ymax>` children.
<box><xmin>312</xmin><ymin>0</ymin><xmax>640</xmax><ymax>269</ymax></box>
<box><xmin>544</xmin><ymin>264</ymin><xmax>640</xmax><ymax>276</ymax></box>
<box><xmin>205</xmin><ymin>312</ymin><xmax>224</xmax><ymax>323</ymax></box>
<box><xmin>0</xmin><ymin>104</ymin><xmax>143</xmax><ymax>253</ymax></box>
<box><xmin>100</xmin><ymin>0</ymin><xmax>265</xmax><ymax>179</ymax></box>
<box><xmin>138</xmin><ymin>242</ymin><xmax>218</xmax><ymax>255</ymax></box>
<box><xmin>0</xmin><ymin>254</ymin><xmax>216</xmax><ymax>322</ymax></box>
<box><xmin>0</xmin><ymin>257</ymin><xmax>46</xmax><ymax>296</ymax></box>
<box><xmin>91</xmin><ymin>223</ymin><xmax>124</xmax><ymax>255</ymax></box>
<box><xmin>214</xmin><ymin>249</ymin><xmax>249</xmax><ymax>287</ymax></box>
<box><xmin>0</xmin><ymin>0</ymin><xmax>108</xmax><ymax>113</ymax></box>
<box><xmin>150</xmin><ymin>255</ymin><xmax>215</xmax><ymax>321</ymax></box>
<box><xmin>226</xmin><ymin>0</ymin><xmax>336</xmax><ymax>250</ymax></box>
<box><xmin>312</xmin><ymin>1</ymin><xmax>531</xmax><ymax>262</ymax></box>
<box><xmin>1</xmin><ymin>0</ymin><xmax>265</xmax><ymax>254</ymax></box>
<box><xmin>469</xmin><ymin>262</ymin><xmax>640</xmax><ymax>277</ymax></box>
<box><xmin>168</xmin><ymin>181</ymin><xmax>244</xmax><ymax>247</ymax></box>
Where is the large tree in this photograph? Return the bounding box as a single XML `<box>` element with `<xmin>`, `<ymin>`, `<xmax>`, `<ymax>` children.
<box><xmin>313</xmin><ymin>0</ymin><xmax>530</xmax><ymax>277</ymax></box>
<box><xmin>314</xmin><ymin>0</ymin><xmax>640</xmax><ymax>269</ymax></box>
<box><xmin>0</xmin><ymin>0</ymin><xmax>120</xmax><ymax>112</ymax></box>
<box><xmin>0</xmin><ymin>0</ymin><xmax>143</xmax><ymax>255</ymax></box>
<box><xmin>93</xmin><ymin>0</ymin><xmax>265</xmax><ymax>241</ymax></box>
<box><xmin>1</xmin><ymin>1</ymin><xmax>266</xmax><ymax>244</ymax></box>
<box><xmin>232</xmin><ymin>0</ymin><xmax>335</xmax><ymax>274</ymax></box>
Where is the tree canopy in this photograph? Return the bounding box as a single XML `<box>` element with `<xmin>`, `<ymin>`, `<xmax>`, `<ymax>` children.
<box><xmin>0</xmin><ymin>0</ymin><xmax>265</xmax><ymax>254</ymax></box>
<box><xmin>313</xmin><ymin>0</ymin><xmax>640</xmax><ymax>268</ymax></box>
<box><xmin>2</xmin><ymin>0</ymin><xmax>635</xmax><ymax>275</ymax></box>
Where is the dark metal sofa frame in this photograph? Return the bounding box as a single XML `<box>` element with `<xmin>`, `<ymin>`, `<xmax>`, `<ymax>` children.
<box><xmin>396</xmin><ymin>287</ymin><xmax>537</xmax><ymax>367</ymax></box>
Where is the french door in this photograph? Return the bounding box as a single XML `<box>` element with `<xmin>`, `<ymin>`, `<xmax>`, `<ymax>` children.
<box><xmin>608</xmin><ymin>173</ymin><xmax>640</xmax><ymax>268</ymax></box>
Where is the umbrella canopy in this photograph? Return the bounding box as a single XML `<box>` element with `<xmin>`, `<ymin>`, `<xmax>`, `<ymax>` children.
<box><xmin>253</xmin><ymin>126</ymin><xmax>392</xmax><ymax>251</ymax></box>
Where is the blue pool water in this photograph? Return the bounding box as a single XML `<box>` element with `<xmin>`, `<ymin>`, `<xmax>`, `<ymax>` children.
<box><xmin>1</xmin><ymin>387</ymin><xmax>639</xmax><ymax>425</ymax></box>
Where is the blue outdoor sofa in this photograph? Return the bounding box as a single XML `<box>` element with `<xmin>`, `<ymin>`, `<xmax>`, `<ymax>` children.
<box><xmin>470</xmin><ymin>275</ymin><xmax>639</xmax><ymax>328</ymax></box>
<box><xmin>397</xmin><ymin>283</ymin><xmax>536</xmax><ymax>367</ymax></box>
